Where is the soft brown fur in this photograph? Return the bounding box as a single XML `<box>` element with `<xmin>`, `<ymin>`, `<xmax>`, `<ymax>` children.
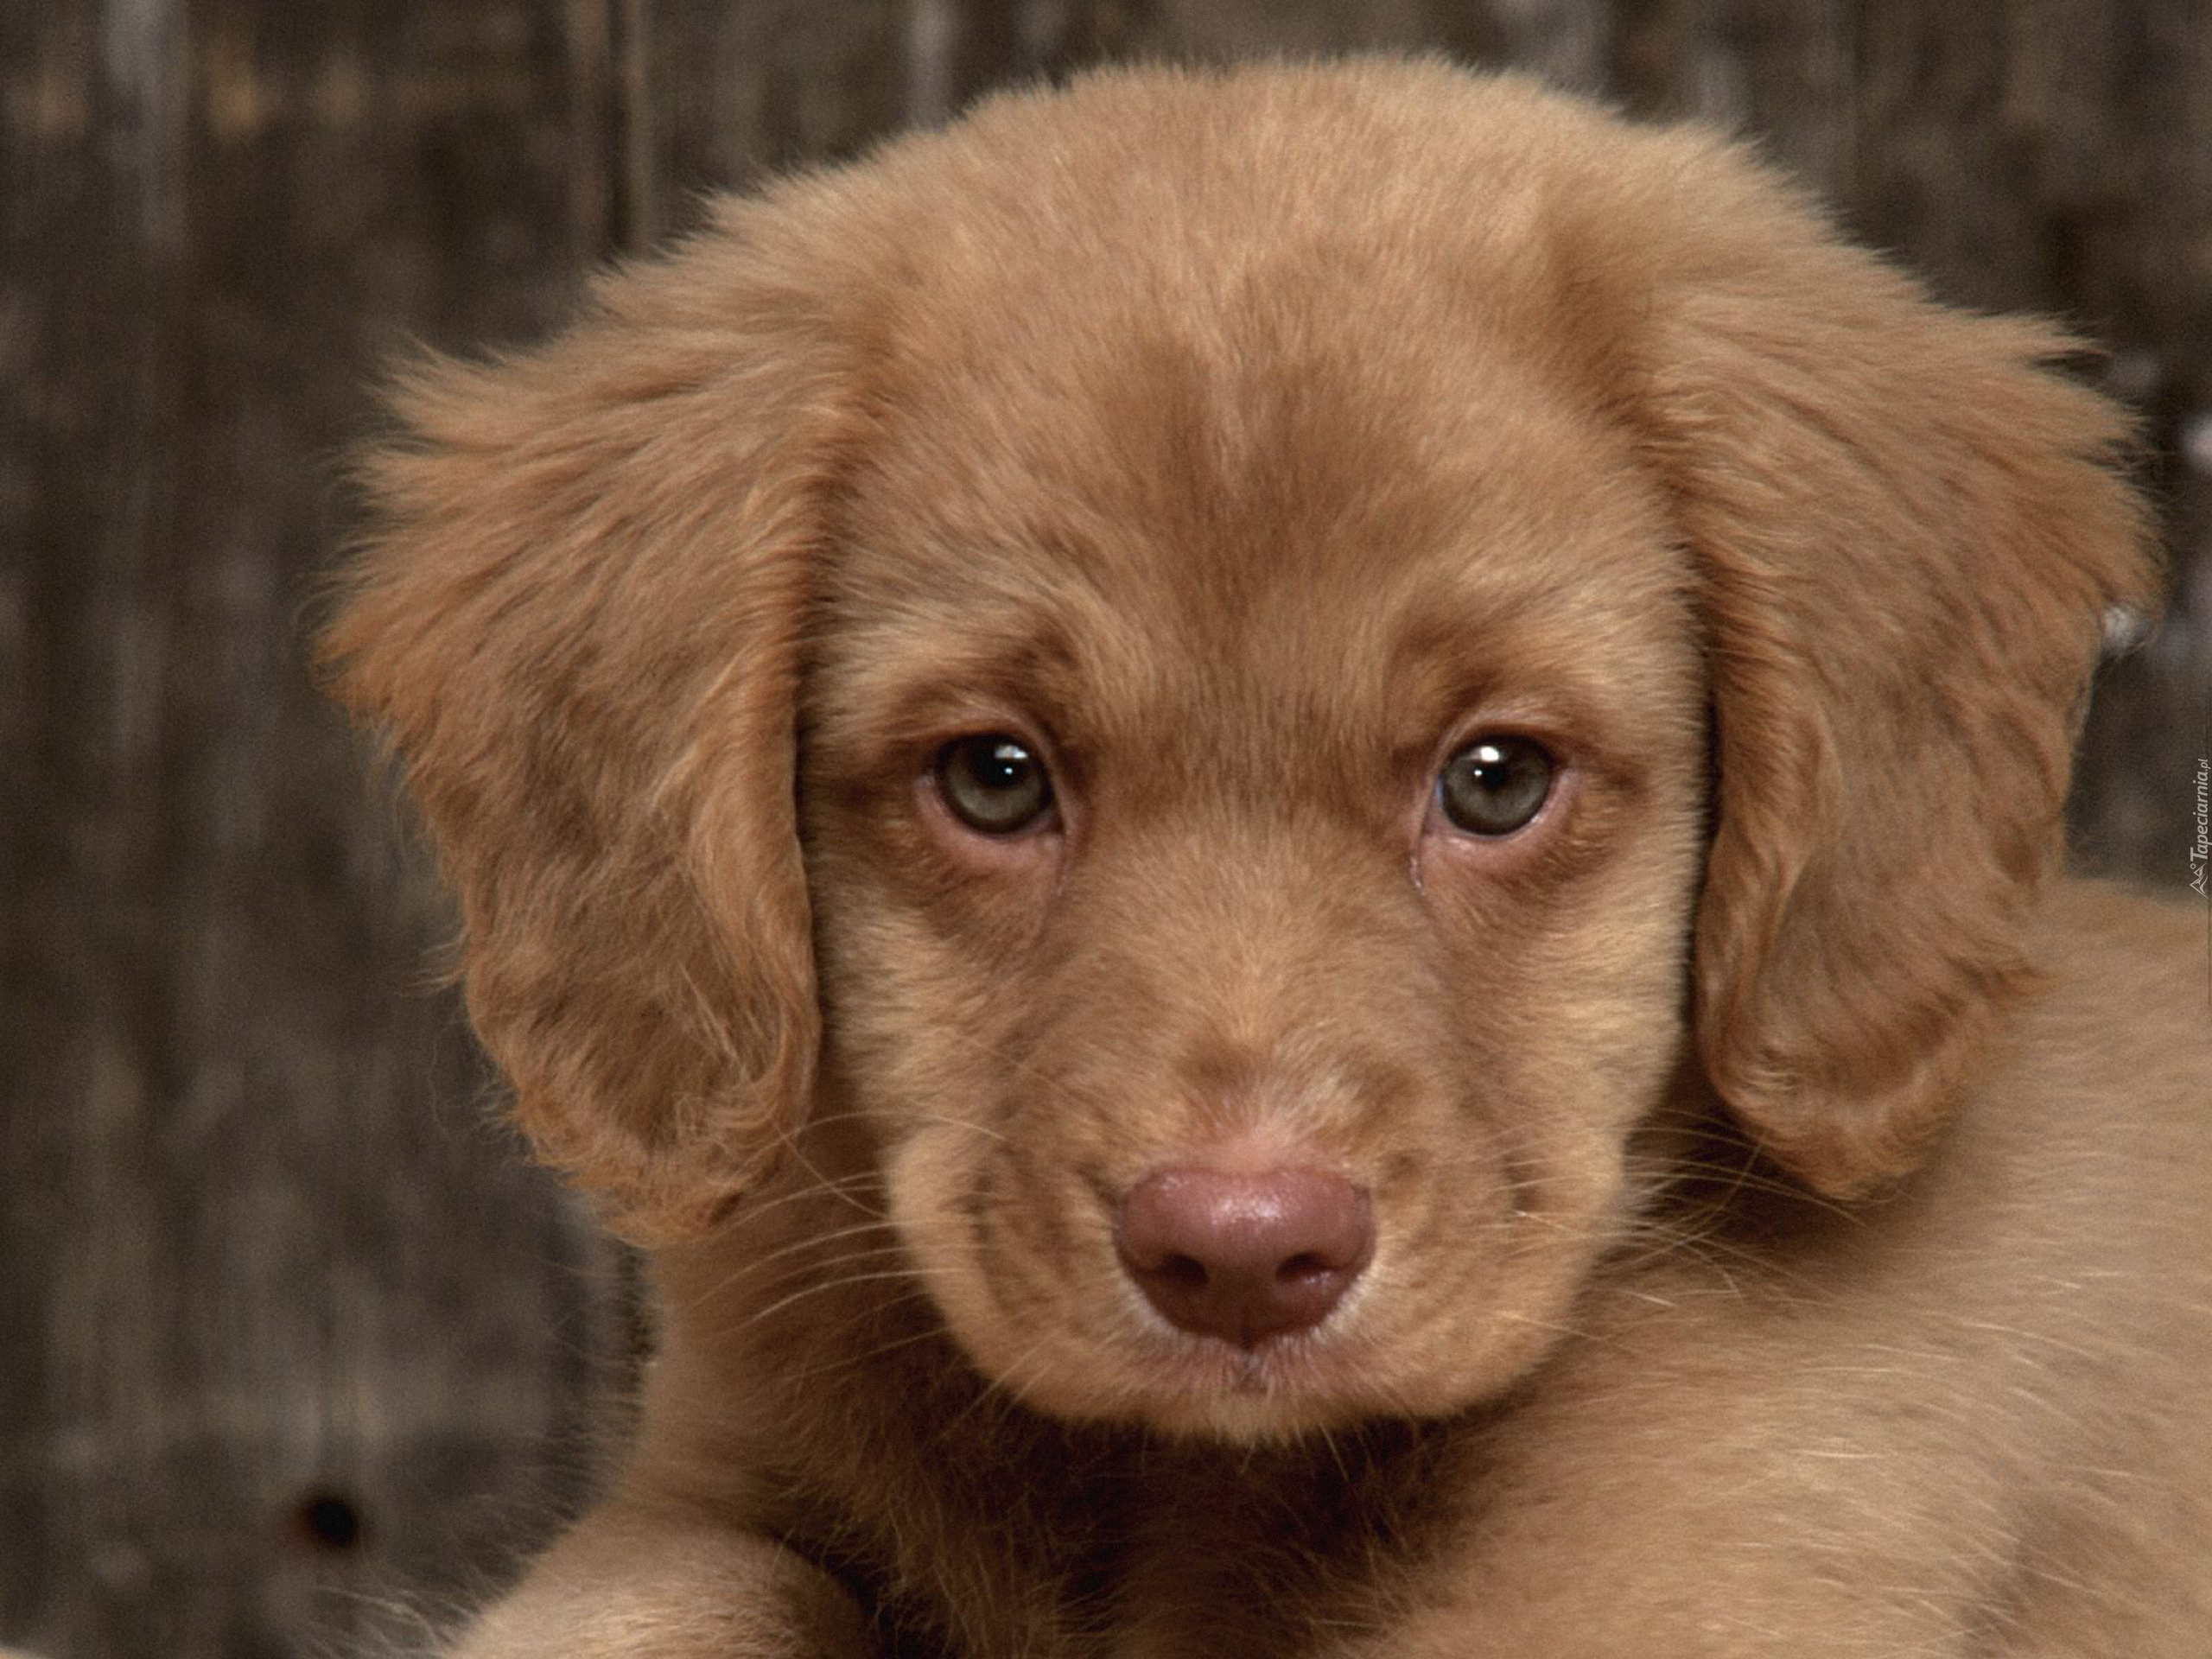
<box><xmin>323</xmin><ymin>59</ymin><xmax>2212</xmax><ymax>1657</ymax></box>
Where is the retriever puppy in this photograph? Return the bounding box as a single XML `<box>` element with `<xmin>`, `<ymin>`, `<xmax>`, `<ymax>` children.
<box><xmin>323</xmin><ymin>57</ymin><xmax>2212</xmax><ymax>1657</ymax></box>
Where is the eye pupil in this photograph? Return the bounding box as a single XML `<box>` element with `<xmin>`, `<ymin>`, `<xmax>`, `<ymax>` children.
<box><xmin>975</xmin><ymin>743</ymin><xmax>1028</xmax><ymax>789</ymax></box>
<box><xmin>937</xmin><ymin>734</ymin><xmax>1053</xmax><ymax>834</ymax></box>
<box><xmin>1437</xmin><ymin>735</ymin><xmax>1554</xmax><ymax>836</ymax></box>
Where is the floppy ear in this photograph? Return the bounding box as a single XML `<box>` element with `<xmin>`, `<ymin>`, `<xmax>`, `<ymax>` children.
<box><xmin>321</xmin><ymin>221</ymin><xmax>851</xmax><ymax>1245</ymax></box>
<box><xmin>1630</xmin><ymin>147</ymin><xmax>2158</xmax><ymax>1197</ymax></box>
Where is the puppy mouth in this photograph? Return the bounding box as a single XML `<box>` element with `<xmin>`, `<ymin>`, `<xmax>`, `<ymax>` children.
<box><xmin>1092</xmin><ymin>1320</ymin><xmax>1406</xmax><ymax>1440</ymax></box>
<box><xmin>938</xmin><ymin>1156</ymin><xmax>1595</xmax><ymax>1439</ymax></box>
<box><xmin>913</xmin><ymin>1142</ymin><xmax>1448</xmax><ymax>1435</ymax></box>
<box><xmin>1098</xmin><ymin>1227</ymin><xmax>1396</xmax><ymax>1431</ymax></box>
<box><xmin>1163</xmin><ymin>1326</ymin><xmax>1362</xmax><ymax>1395</ymax></box>
<box><xmin>977</xmin><ymin>1237</ymin><xmax>1395</xmax><ymax>1433</ymax></box>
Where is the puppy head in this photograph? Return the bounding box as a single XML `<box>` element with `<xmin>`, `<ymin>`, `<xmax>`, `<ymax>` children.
<box><xmin>804</xmin><ymin>236</ymin><xmax>1707</xmax><ymax>1435</ymax></box>
<box><xmin>325</xmin><ymin>62</ymin><xmax>2152</xmax><ymax>1436</ymax></box>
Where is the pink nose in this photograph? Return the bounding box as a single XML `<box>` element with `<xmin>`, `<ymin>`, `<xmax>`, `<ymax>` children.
<box><xmin>1116</xmin><ymin>1167</ymin><xmax>1373</xmax><ymax>1348</ymax></box>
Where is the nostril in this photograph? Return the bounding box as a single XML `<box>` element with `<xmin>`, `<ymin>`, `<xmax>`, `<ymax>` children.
<box><xmin>1159</xmin><ymin>1254</ymin><xmax>1210</xmax><ymax>1293</ymax></box>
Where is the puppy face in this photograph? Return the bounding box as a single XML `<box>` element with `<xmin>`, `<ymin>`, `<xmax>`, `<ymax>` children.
<box><xmin>324</xmin><ymin>63</ymin><xmax>2151</xmax><ymax>1448</ymax></box>
<box><xmin>799</xmin><ymin>271</ymin><xmax>1705</xmax><ymax>1436</ymax></box>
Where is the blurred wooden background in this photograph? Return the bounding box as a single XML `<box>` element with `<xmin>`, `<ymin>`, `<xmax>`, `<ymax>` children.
<box><xmin>4</xmin><ymin>1</ymin><xmax>2207</xmax><ymax>1654</ymax></box>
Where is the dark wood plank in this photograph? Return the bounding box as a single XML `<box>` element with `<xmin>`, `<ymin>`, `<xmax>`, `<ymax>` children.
<box><xmin>614</xmin><ymin>0</ymin><xmax>910</xmax><ymax>241</ymax></box>
<box><xmin>2</xmin><ymin>3</ymin><xmax>626</xmax><ymax>1655</ymax></box>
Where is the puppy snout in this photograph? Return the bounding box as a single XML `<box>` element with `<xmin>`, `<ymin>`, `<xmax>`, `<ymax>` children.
<box><xmin>1116</xmin><ymin>1168</ymin><xmax>1373</xmax><ymax>1349</ymax></box>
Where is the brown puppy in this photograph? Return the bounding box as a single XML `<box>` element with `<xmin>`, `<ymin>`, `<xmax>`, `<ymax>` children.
<box><xmin>324</xmin><ymin>58</ymin><xmax>2212</xmax><ymax>1658</ymax></box>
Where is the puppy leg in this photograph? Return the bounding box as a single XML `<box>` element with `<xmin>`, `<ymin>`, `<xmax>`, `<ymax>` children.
<box><xmin>448</xmin><ymin>1503</ymin><xmax>874</xmax><ymax>1659</ymax></box>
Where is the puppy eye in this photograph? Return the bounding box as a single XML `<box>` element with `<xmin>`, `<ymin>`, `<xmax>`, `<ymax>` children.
<box><xmin>1436</xmin><ymin>735</ymin><xmax>1554</xmax><ymax>836</ymax></box>
<box><xmin>934</xmin><ymin>734</ymin><xmax>1055</xmax><ymax>835</ymax></box>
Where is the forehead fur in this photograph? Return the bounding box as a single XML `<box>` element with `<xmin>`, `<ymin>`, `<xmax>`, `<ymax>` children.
<box><xmin>802</xmin><ymin>62</ymin><xmax>1697</xmax><ymax>779</ymax></box>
